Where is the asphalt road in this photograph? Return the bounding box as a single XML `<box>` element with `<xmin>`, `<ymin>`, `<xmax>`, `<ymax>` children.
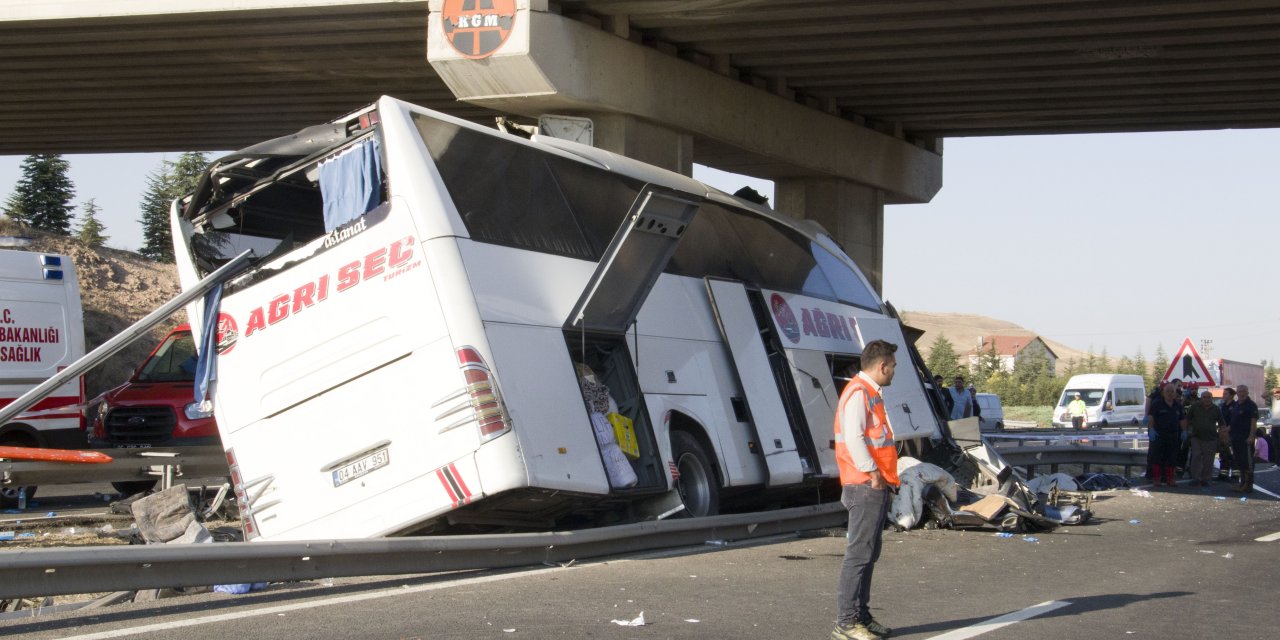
<box><xmin>2</xmin><ymin>465</ymin><xmax>1277</xmax><ymax>640</ymax></box>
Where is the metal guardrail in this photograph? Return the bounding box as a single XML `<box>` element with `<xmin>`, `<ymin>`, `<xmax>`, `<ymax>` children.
<box><xmin>0</xmin><ymin>502</ymin><xmax>845</xmax><ymax>599</ymax></box>
<box><xmin>1</xmin><ymin>446</ymin><xmax>228</xmax><ymax>487</ymax></box>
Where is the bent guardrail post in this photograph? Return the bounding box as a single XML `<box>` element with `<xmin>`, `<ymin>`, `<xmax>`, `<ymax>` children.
<box><xmin>0</xmin><ymin>251</ymin><xmax>252</xmax><ymax>427</ymax></box>
<box><xmin>0</xmin><ymin>503</ymin><xmax>844</xmax><ymax>599</ymax></box>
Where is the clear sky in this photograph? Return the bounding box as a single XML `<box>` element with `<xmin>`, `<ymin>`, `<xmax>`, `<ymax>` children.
<box><xmin>4</xmin><ymin>128</ymin><xmax>1278</xmax><ymax>365</ymax></box>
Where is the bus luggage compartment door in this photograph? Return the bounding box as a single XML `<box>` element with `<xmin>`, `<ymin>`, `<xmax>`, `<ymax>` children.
<box><xmin>705</xmin><ymin>279</ymin><xmax>804</xmax><ymax>486</ymax></box>
<box><xmin>852</xmin><ymin>317</ymin><xmax>940</xmax><ymax>440</ymax></box>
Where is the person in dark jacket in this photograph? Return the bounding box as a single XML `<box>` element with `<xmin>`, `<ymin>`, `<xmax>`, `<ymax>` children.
<box><xmin>1148</xmin><ymin>383</ymin><xmax>1186</xmax><ymax>487</ymax></box>
<box><xmin>1228</xmin><ymin>385</ymin><xmax>1259</xmax><ymax>492</ymax></box>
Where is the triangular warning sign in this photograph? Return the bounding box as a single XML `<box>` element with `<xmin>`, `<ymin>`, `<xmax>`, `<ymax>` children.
<box><xmin>1161</xmin><ymin>338</ymin><xmax>1216</xmax><ymax>387</ymax></box>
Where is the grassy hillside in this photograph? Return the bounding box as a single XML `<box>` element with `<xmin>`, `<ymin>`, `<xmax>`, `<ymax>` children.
<box><xmin>0</xmin><ymin>218</ymin><xmax>183</xmax><ymax>399</ymax></box>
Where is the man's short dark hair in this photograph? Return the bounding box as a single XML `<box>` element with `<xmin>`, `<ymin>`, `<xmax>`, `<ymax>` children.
<box><xmin>861</xmin><ymin>340</ymin><xmax>898</xmax><ymax>370</ymax></box>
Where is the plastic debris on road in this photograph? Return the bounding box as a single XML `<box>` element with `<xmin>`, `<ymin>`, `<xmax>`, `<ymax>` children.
<box><xmin>0</xmin><ymin>531</ymin><xmax>13</xmax><ymax>541</ymax></box>
<box><xmin>1214</xmin><ymin>496</ymin><xmax>1227</xmax><ymax>501</ymax></box>
<box><xmin>1128</xmin><ymin>519</ymin><xmax>1141</xmax><ymax>525</ymax></box>
<box><xmin>1129</xmin><ymin>489</ymin><xmax>1151</xmax><ymax>498</ymax></box>
<box><xmin>1223</xmin><ymin>553</ymin><xmax>1235</xmax><ymax>559</ymax></box>
<box><xmin>994</xmin><ymin>532</ymin><xmax>1014</xmax><ymax>538</ymax></box>
<box><xmin>1197</xmin><ymin>550</ymin><xmax>1215</xmax><ymax>554</ymax></box>
<box><xmin>611</xmin><ymin>612</ymin><xmax>646</xmax><ymax>627</ymax></box>
<box><xmin>1021</xmin><ymin>536</ymin><xmax>1039</xmax><ymax>543</ymax></box>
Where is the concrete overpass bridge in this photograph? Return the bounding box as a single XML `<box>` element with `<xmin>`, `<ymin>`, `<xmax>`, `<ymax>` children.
<box><xmin>4</xmin><ymin>0</ymin><xmax>1280</xmax><ymax>287</ymax></box>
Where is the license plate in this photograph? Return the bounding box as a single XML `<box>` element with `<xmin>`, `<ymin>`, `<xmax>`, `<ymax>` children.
<box><xmin>119</xmin><ymin>444</ymin><xmax>152</xmax><ymax>449</ymax></box>
<box><xmin>332</xmin><ymin>448</ymin><xmax>390</xmax><ymax>487</ymax></box>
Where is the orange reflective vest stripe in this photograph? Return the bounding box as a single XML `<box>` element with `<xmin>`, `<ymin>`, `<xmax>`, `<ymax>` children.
<box><xmin>834</xmin><ymin>374</ymin><xmax>899</xmax><ymax>487</ymax></box>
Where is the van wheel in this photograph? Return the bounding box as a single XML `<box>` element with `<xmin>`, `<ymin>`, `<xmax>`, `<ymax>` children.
<box><xmin>112</xmin><ymin>480</ymin><xmax>158</xmax><ymax>497</ymax></box>
<box><xmin>0</xmin><ymin>435</ymin><xmax>38</xmax><ymax>509</ymax></box>
<box><xmin>671</xmin><ymin>431</ymin><xmax>719</xmax><ymax>518</ymax></box>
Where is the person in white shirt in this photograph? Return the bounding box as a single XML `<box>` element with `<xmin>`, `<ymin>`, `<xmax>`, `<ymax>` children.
<box><xmin>946</xmin><ymin>376</ymin><xmax>972</xmax><ymax>420</ymax></box>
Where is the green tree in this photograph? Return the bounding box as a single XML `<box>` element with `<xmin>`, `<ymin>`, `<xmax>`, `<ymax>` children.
<box><xmin>1084</xmin><ymin>349</ymin><xmax>1099</xmax><ymax>373</ymax></box>
<box><xmin>139</xmin><ymin>152</ymin><xmax>209</xmax><ymax>261</ymax></box>
<box><xmin>925</xmin><ymin>334</ymin><xmax>964</xmax><ymax>383</ymax></box>
<box><xmin>1151</xmin><ymin>345</ymin><xmax>1169</xmax><ymax>388</ymax></box>
<box><xmin>972</xmin><ymin>344</ymin><xmax>1002</xmax><ymax>388</ymax></box>
<box><xmin>3</xmin><ymin>154</ymin><xmax>76</xmax><ymax>234</ymax></box>
<box><xmin>1264</xmin><ymin>360</ymin><xmax>1278</xmax><ymax>395</ymax></box>
<box><xmin>75</xmin><ymin>198</ymin><xmax>109</xmax><ymax>247</ymax></box>
<box><xmin>1133</xmin><ymin>347</ymin><xmax>1149</xmax><ymax>387</ymax></box>
<box><xmin>1115</xmin><ymin>355</ymin><xmax>1135</xmax><ymax>375</ymax></box>
<box><xmin>1098</xmin><ymin>347</ymin><xmax>1111</xmax><ymax>373</ymax></box>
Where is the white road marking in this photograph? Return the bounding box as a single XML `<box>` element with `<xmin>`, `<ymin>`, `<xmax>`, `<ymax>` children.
<box><xmin>925</xmin><ymin>600</ymin><xmax>1072</xmax><ymax>640</ymax></box>
<box><xmin>1250</xmin><ymin>484</ymin><xmax>1280</xmax><ymax>499</ymax></box>
<box><xmin>55</xmin><ymin>566</ymin><xmax>567</xmax><ymax>640</ymax></box>
<box><xmin>1255</xmin><ymin>531</ymin><xmax>1280</xmax><ymax>542</ymax></box>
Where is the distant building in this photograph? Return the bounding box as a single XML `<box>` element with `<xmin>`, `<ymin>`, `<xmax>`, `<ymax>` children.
<box><xmin>967</xmin><ymin>335</ymin><xmax>1058</xmax><ymax>373</ymax></box>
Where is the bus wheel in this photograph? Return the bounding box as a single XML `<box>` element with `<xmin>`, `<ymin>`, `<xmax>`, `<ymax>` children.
<box><xmin>672</xmin><ymin>431</ymin><xmax>719</xmax><ymax>518</ymax></box>
<box><xmin>112</xmin><ymin>480</ymin><xmax>158</xmax><ymax>497</ymax></box>
<box><xmin>0</xmin><ymin>435</ymin><xmax>38</xmax><ymax>509</ymax></box>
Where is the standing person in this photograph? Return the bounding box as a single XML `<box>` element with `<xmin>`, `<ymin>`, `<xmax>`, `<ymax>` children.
<box><xmin>1218</xmin><ymin>388</ymin><xmax>1238</xmax><ymax>481</ymax></box>
<box><xmin>1148</xmin><ymin>383</ymin><xmax>1186</xmax><ymax>487</ymax></box>
<box><xmin>933</xmin><ymin>375</ymin><xmax>953</xmax><ymax>416</ymax></box>
<box><xmin>1185</xmin><ymin>390</ymin><xmax>1225</xmax><ymax>487</ymax></box>
<box><xmin>947</xmin><ymin>376</ymin><xmax>972</xmax><ymax>421</ymax></box>
<box><xmin>1228</xmin><ymin>385</ymin><xmax>1259</xmax><ymax>493</ymax></box>
<box><xmin>968</xmin><ymin>385</ymin><xmax>982</xmax><ymax>420</ymax></box>
<box><xmin>1067</xmin><ymin>392</ymin><xmax>1088</xmax><ymax>430</ymax></box>
<box><xmin>831</xmin><ymin>339</ymin><xmax>899</xmax><ymax>640</ymax></box>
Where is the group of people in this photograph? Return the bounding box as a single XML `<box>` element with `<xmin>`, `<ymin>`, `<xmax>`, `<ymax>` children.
<box><xmin>932</xmin><ymin>374</ymin><xmax>981</xmax><ymax>421</ymax></box>
<box><xmin>1145</xmin><ymin>378</ymin><xmax>1268</xmax><ymax>493</ymax></box>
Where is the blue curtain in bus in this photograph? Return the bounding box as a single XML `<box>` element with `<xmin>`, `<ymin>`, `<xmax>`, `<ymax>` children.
<box><xmin>194</xmin><ymin>283</ymin><xmax>222</xmax><ymax>407</ymax></box>
<box><xmin>319</xmin><ymin>138</ymin><xmax>383</xmax><ymax>232</ymax></box>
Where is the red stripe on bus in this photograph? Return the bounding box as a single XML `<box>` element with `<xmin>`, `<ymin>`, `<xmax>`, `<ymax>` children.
<box><xmin>436</xmin><ymin>468</ymin><xmax>460</xmax><ymax>508</ymax></box>
<box><xmin>448</xmin><ymin>462</ymin><xmax>472</xmax><ymax>501</ymax></box>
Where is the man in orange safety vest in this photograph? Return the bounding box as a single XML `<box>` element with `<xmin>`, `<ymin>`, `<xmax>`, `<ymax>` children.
<box><xmin>830</xmin><ymin>339</ymin><xmax>899</xmax><ymax>640</ymax></box>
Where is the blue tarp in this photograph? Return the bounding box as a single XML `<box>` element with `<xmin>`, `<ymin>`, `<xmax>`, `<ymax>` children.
<box><xmin>319</xmin><ymin>139</ymin><xmax>383</xmax><ymax>232</ymax></box>
<box><xmin>194</xmin><ymin>284</ymin><xmax>222</xmax><ymax>407</ymax></box>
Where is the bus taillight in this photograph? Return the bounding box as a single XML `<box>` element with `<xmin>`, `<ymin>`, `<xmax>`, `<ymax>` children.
<box><xmin>454</xmin><ymin>346</ymin><xmax>511</xmax><ymax>441</ymax></box>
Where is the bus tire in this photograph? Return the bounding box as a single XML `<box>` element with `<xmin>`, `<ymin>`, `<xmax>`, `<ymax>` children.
<box><xmin>671</xmin><ymin>431</ymin><xmax>719</xmax><ymax>518</ymax></box>
<box><xmin>112</xmin><ymin>480</ymin><xmax>158</xmax><ymax>497</ymax></box>
<box><xmin>0</xmin><ymin>434</ymin><xmax>38</xmax><ymax>509</ymax></box>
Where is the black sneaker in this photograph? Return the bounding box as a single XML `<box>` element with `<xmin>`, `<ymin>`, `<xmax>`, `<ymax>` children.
<box><xmin>864</xmin><ymin>617</ymin><xmax>893</xmax><ymax>637</ymax></box>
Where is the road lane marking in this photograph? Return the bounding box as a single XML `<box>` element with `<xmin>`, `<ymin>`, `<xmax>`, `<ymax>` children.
<box><xmin>926</xmin><ymin>600</ymin><xmax>1072</xmax><ymax>640</ymax></box>
<box><xmin>1251</xmin><ymin>485</ymin><xmax>1280</xmax><ymax>499</ymax></box>
<box><xmin>55</xmin><ymin>566</ymin><xmax>567</xmax><ymax>640</ymax></box>
<box><xmin>1256</xmin><ymin>531</ymin><xmax>1280</xmax><ymax>542</ymax></box>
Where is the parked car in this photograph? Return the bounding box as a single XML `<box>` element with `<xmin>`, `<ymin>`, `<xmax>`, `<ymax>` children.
<box><xmin>87</xmin><ymin>324</ymin><xmax>219</xmax><ymax>494</ymax></box>
<box><xmin>975</xmin><ymin>393</ymin><xmax>1004</xmax><ymax>431</ymax></box>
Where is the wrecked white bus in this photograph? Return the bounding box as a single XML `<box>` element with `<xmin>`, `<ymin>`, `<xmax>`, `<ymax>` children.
<box><xmin>171</xmin><ymin>96</ymin><xmax>941</xmax><ymax>541</ymax></box>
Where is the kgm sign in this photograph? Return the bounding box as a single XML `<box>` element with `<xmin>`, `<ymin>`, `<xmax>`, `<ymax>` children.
<box><xmin>440</xmin><ymin>0</ymin><xmax>517</xmax><ymax>59</ymax></box>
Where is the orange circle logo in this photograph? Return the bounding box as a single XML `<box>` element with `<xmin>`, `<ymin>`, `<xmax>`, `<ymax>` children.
<box><xmin>441</xmin><ymin>0</ymin><xmax>517</xmax><ymax>60</ymax></box>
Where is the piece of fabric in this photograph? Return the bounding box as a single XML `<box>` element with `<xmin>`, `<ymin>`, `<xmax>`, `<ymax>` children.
<box><xmin>835</xmin><ymin>483</ymin><xmax>889</xmax><ymax>626</ymax></box>
<box><xmin>319</xmin><ymin>139</ymin><xmax>383</xmax><ymax>232</ymax></box>
<box><xmin>888</xmin><ymin>458</ymin><xmax>958</xmax><ymax>529</ymax></box>
<box><xmin>1026</xmin><ymin>472</ymin><xmax>1078</xmax><ymax>494</ymax></box>
<box><xmin>194</xmin><ymin>283</ymin><xmax>222</xmax><ymax>407</ymax></box>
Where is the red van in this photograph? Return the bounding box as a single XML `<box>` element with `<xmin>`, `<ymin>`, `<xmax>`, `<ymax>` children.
<box><xmin>88</xmin><ymin>324</ymin><xmax>219</xmax><ymax>449</ymax></box>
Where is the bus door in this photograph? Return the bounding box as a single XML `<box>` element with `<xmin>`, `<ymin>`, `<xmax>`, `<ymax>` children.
<box><xmin>782</xmin><ymin>349</ymin><xmax>839</xmax><ymax>477</ymax></box>
<box><xmin>705</xmin><ymin>279</ymin><xmax>805</xmax><ymax>486</ymax></box>
<box><xmin>853</xmin><ymin>317</ymin><xmax>940</xmax><ymax>440</ymax></box>
<box><xmin>563</xmin><ymin>186</ymin><xmax>701</xmax><ymax>492</ymax></box>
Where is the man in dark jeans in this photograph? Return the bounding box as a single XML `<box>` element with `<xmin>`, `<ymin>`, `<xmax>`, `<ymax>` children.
<box><xmin>831</xmin><ymin>340</ymin><xmax>900</xmax><ymax>640</ymax></box>
<box><xmin>1228</xmin><ymin>385</ymin><xmax>1259</xmax><ymax>493</ymax></box>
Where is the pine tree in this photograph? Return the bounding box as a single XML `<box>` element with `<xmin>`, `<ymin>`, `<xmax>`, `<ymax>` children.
<box><xmin>1264</xmin><ymin>360</ymin><xmax>1278</xmax><ymax>396</ymax></box>
<box><xmin>1133</xmin><ymin>347</ymin><xmax>1148</xmax><ymax>387</ymax></box>
<box><xmin>925</xmin><ymin>335</ymin><xmax>964</xmax><ymax>383</ymax></box>
<box><xmin>3</xmin><ymin>154</ymin><xmax>76</xmax><ymax>234</ymax></box>
<box><xmin>138</xmin><ymin>152</ymin><xmax>209</xmax><ymax>261</ymax></box>
<box><xmin>1151</xmin><ymin>345</ymin><xmax>1169</xmax><ymax>389</ymax></box>
<box><xmin>75</xmin><ymin>199</ymin><xmax>109</xmax><ymax>247</ymax></box>
<box><xmin>1115</xmin><ymin>355</ymin><xmax>1135</xmax><ymax>375</ymax></box>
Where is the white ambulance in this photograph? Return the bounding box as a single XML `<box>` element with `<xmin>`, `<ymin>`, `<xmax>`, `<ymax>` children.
<box><xmin>171</xmin><ymin>96</ymin><xmax>941</xmax><ymax>541</ymax></box>
<box><xmin>0</xmin><ymin>249</ymin><xmax>87</xmax><ymax>505</ymax></box>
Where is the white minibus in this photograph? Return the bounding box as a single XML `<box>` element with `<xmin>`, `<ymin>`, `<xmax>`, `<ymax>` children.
<box><xmin>1053</xmin><ymin>373</ymin><xmax>1146</xmax><ymax>429</ymax></box>
<box><xmin>171</xmin><ymin>97</ymin><xmax>941</xmax><ymax>540</ymax></box>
